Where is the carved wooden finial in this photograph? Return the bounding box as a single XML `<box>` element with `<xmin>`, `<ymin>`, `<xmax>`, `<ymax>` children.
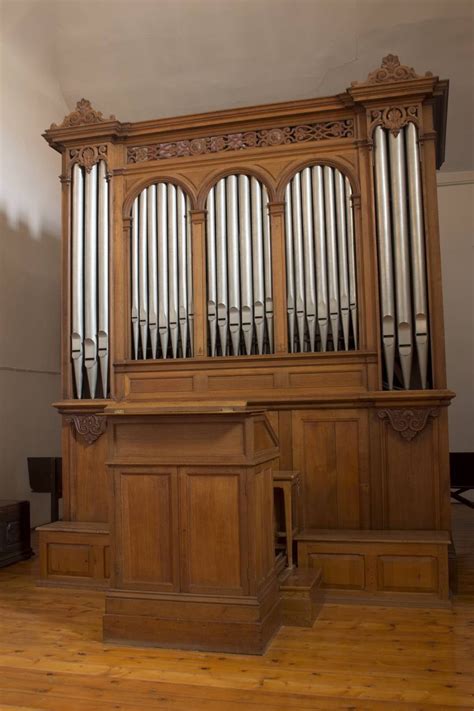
<box><xmin>50</xmin><ymin>98</ymin><xmax>116</xmax><ymax>130</ymax></box>
<box><xmin>353</xmin><ymin>54</ymin><xmax>432</xmax><ymax>86</ymax></box>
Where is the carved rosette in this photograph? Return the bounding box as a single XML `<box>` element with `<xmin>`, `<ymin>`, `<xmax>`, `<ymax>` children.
<box><xmin>377</xmin><ymin>408</ymin><xmax>439</xmax><ymax>441</ymax></box>
<box><xmin>68</xmin><ymin>144</ymin><xmax>108</xmax><ymax>173</ymax></box>
<box><xmin>127</xmin><ymin>119</ymin><xmax>354</xmax><ymax>164</ymax></box>
<box><xmin>353</xmin><ymin>54</ymin><xmax>432</xmax><ymax>86</ymax></box>
<box><xmin>66</xmin><ymin>414</ymin><xmax>106</xmax><ymax>445</ymax></box>
<box><xmin>50</xmin><ymin>99</ymin><xmax>116</xmax><ymax>130</ymax></box>
<box><xmin>369</xmin><ymin>105</ymin><xmax>420</xmax><ymax>138</ymax></box>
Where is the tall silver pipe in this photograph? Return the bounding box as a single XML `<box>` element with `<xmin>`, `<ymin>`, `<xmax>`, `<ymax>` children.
<box><xmin>284</xmin><ymin>184</ymin><xmax>296</xmax><ymax>352</ymax></box>
<box><xmin>177</xmin><ymin>188</ymin><xmax>188</xmax><ymax>357</ymax></box>
<box><xmin>262</xmin><ymin>186</ymin><xmax>273</xmax><ymax>353</ymax></box>
<box><xmin>312</xmin><ymin>166</ymin><xmax>328</xmax><ymax>352</ymax></box>
<box><xmin>323</xmin><ymin>166</ymin><xmax>340</xmax><ymax>351</ymax></box>
<box><xmin>147</xmin><ymin>184</ymin><xmax>158</xmax><ymax>359</ymax></box>
<box><xmin>206</xmin><ymin>188</ymin><xmax>217</xmax><ymax>356</ymax></box>
<box><xmin>251</xmin><ymin>178</ymin><xmax>265</xmax><ymax>354</ymax></box>
<box><xmin>168</xmin><ymin>184</ymin><xmax>179</xmax><ymax>358</ymax></box>
<box><xmin>215</xmin><ymin>179</ymin><xmax>228</xmax><ymax>355</ymax></box>
<box><xmin>131</xmin><ymin>198</ymin><xmax>139</xmax><ymax>360</ymax></box>
<box><xmin>138</xmin><ymin>189</ymin><xmax>148</xmax><ymax>358</ymax></box>
<box><xmin>238</xmin><ymin>175</ymin><xmax>254</xmax><ymax>355</ymax></box>
<box><xmin>71</xmin><ymin>164</ymin><xmax>84</xmax><ymax>397</ymax></box>
<box><xmin>157</xmin><ymin>183</ymin><xmax>169</xmax><ymax>358</ymax></box>
<box><xmin>186</xmin><ymin>195</ymin><xmax>194</xmax><ymax>356</ymax></box>
<box><xmin>84</xmin><ymin>164</ymin><xmax>98</xmax><ymax>397</ymax></box>
<box><xmin>374</xmin><ymin>127</ymin><xmax>396</xmax><ymax>388</ymax></box>
<box><xmin>389</xmin><ymin>130</ymin><xmax>413</xmax><ymax>389</ymax></box>
<box><xmin>406</xmin><ymin>122</ymin><xmax>429</xmax><ymax>388</ymax></box>
<box><xmin>301</xmin><ymin>168</ymin><xmax>316</xmax><ymax>351</ymax></box>
<box><xmin>227</xmin><ymin>176</ymin><xmax>241</xmax><ymax>355</ymax></box>
<box><xmin>335</xmin><ymin>170</ymin><xmax>350</xmax><ymax>350</ymax></box>
<box><xmin>345</xmin><ymin>177</ymin><xmax>358</xmax><ymax>349</ymax></box>
<box><xmin>97</xmin><ymin>161</ymin><xmax>109</xmax><ymax>395</ymax></box>
<box><xmin>291</xmin><ymin>173</ymin><xmax>306</xmax><ymax>351</ymax></box>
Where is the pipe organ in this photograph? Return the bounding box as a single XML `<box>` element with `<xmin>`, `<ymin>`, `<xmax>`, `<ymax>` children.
<box><xmin>40</xmin><ymin>56</ymin><xmax>453</xmax><ymax>654</ymax></box>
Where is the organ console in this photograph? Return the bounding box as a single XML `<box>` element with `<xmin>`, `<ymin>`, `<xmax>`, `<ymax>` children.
<box><xmin>38</xmin><ymin>55</ymin><xmax>454</xmax><ymax>653</ymax></box>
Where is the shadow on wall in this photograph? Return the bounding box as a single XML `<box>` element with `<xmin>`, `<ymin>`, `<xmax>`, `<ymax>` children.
<box><xmin>0</xmin><ymin>210</ymin><xmax>62</xmax><ymax>528</ymax></box>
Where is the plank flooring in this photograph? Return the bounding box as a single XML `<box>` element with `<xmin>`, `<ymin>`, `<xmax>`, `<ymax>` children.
<box><xmin>0</xmin><ymin>505</ymin><xmax>473</xmax><ymax>710</ymax></box>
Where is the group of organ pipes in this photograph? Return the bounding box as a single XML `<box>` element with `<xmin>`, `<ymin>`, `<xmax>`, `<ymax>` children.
<box><xmin>40</xmin><ymin>57</ymin><xmax>454</xmax><ymax>653</ymax></box>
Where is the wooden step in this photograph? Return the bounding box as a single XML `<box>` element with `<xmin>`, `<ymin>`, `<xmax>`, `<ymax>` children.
<box><xmin>279</xmin><ymin>567</ymin><xmax>323</xmax><ymax>627</ymax></box>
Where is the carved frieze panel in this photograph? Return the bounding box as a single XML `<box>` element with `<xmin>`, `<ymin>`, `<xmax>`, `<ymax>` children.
<box><xmin>377</xmin><ymin>408</ymin><xmax>439</xmax><ymax>441</ymax></box>
<box><xmin>66</xmin><ymin>414</ymin><xmax>107</xmax><ymax>445</ymax></box>
<box><xmin>127</xmin><ymin>119</ymin><xmax>354</xmax><ymax>164</ymax></box>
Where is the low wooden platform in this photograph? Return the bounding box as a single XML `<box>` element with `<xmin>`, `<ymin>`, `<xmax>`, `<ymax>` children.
<box><xmin>0</xmin><ymin>505</ymin><xmax>471</xmax><ymax>710</ymax></box>
<box><xmin>296</xmin><ymin>529</ymin><xmax>451</xmax><ymax>606</ymax></box>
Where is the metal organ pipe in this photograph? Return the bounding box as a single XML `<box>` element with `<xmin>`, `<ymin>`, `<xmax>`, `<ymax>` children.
<box><xmin>284</xmin><ymin>165</ymin><xmax>358</xmax><ymax>353</ymax></box>
<box><xmin>373</xmin><ymin>122</ymin><xmax>431</xmax><ymax>390</ymax></box>
<box><xmin>84</xmin><ymin>164</ymin><xmax>98</xmax><ymax>397</ymax></box>
<box><xmin>205</xmin><ymin>174</ymin><xmax>274</xmax><ymax>356</ymax></box>
<box><xmin>97</xmin><ymin>161</ymin><xmax>109</xmax><ymax>397</ymax></box>
<box><xmin>71</xmin><ymin>164</ymin><xmax>84</xmax><ymax>398</ymax></box>
<box><xmin>406</xmin><ymin>122</ymin><xmax>429</xmax><ymax>389</ymax></box>
<box><xmin>130</xmin><ymin>183</ymin><xmax>193</xmax><ymax>360</ymax></box>
<box><xmin>70</xmin><ymin>160</ymin><xmax>109</xmax><ymax>399</ymax></box>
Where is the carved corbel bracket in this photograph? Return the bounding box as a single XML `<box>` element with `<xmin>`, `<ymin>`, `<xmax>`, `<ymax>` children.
<box><xmin>377</xmin><ymin>408</ymin><xmax>439</xmax><ymax>441</ymax></box>
<box><xmin>66</xmin><ymin>414</ymin><xmax>107</xmax><ymax>445</ymax></box>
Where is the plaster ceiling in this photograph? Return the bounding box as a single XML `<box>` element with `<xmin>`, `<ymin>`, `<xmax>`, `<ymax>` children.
<box><xmin>14</xmin><ymin>0</ymin><xmax>474</xmax><ymax>170</ymax></box>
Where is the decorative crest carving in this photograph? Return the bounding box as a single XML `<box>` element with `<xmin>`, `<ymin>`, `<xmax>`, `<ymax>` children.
<box><xmin>69</xmin><ymin>144</ymin><xmax>108</xmax><ymax>173</ymax></box>
<box><xmin>377</xmin><ymin>408</ymin><xmax>439</xmax><ymax>441</ymax></box>
<box><xmin>50</xmin><ymin>99</ymin><xmax>116</xmax><ymax>130</ymax></box>
<box><xmin>66</xmin><ymin>414</ymin><xmax>106</xmax><ymax>445</ymax></box>
<box><xmin>369</xmin><ymin>105</ymin><xmax>419</xmax><ymax>137</ymax></box>
<box><xmin>353</xmin><ymin>54</ymin><xmax>432</xmax><ymax>86</ymax></box>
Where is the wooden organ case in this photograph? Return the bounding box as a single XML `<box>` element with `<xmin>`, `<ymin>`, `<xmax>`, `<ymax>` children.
<box><xmin>40</xmin><ymin>56</ymin><xmax>454</xmax><ymax>653</ymax></box>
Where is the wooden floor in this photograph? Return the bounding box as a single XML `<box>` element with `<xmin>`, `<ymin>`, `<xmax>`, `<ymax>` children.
<box><xmin>0</xmin><ymin>506</ymin><xmax>473</xmax><ymax>711</ymax></box>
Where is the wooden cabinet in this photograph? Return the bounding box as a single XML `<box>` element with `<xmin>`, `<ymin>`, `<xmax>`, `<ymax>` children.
<box><xmin>103</xmin><ymin>406</ymin><xmax>281</xmax><ymax>653</ymax></box>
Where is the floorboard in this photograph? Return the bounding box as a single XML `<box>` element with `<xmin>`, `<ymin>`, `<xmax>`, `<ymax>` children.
<box><xmin>0</xmin><ymin>505</ymin><xmax>472</xmax><ymax>710</ymax></box>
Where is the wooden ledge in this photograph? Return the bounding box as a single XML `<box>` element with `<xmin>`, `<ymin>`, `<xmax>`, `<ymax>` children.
<box><xmin>295</xmin><ymin>529</ymin><xmax>451</xmax><ymax>545</ymax></box>
<box><xmin>36</xmin><ymin>521</ymin><xmax>109</xmax><ymax>535</ymax></box>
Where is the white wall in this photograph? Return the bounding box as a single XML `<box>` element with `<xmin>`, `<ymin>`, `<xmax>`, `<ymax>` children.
<box><xmin>438</xmin><ymin>173</ymin><xmax>474</xmax><ymax>452</ymax></box>
<box><xmin>0</xmin><ymin>1</ymin><xmax>68</xmax><ymax>526</ymax></box>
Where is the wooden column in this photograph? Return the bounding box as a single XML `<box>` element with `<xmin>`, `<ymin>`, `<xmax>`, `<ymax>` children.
<box><xmin>190</xmin><ymin>209</ymin><xmax>207</xmax><ymax>358</ymax></box>
<box><xmin>268</xmin><ymin>201</ymin><xmax>288</xmax><ymax>354</ymax></box>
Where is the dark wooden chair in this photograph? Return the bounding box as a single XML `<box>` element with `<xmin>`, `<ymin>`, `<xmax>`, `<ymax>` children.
<box><xmin>450</xmin><ymin>452</ymin><xmax>474</xmax><ymax>509</ymax></box>
<box><xmin>27</xmin><ymin>458</ymin><xmax>62</xmax><ymax>522</ymax></box>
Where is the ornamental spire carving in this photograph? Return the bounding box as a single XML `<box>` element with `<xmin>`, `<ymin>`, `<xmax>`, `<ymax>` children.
<box><xmin>353</xmin><ymin>54</ymin><xmax>432</xmax><ymax>86</ymax></box>
<box><xmin>50</xmin><ymin>98</ymin><xmax>116</xmax><ymax>130</ymax></box>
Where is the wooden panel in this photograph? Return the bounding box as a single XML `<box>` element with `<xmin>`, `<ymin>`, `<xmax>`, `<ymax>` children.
<box><xmin>378</xmin><ymin>415</ymin><xmax>439</xmax><ymax>529</ymax></box>
<box><xmin>180</xmin><ymin>469</ymin><xmax>243</xmax><ymax>595</ymax></box>
<box><xmin>292</xmin><ymin>410</ymin><xmax>369</xmax><ymax>529</ymax></box>
<box><xmin>307</xmin><ymin>552</ymin><xmax>365</xmax><ymax>590</ymax></box>
<box><xmin>69</xmin><ymin>429</ymin><xmax>109</xmax><ymax>523</ymax></box>
<box><xmin>207</xmin><ymin>373</ymin><xmax>275</xmax><ymax>391</ymax></box>
<box><xmin>47</xmin><ymin>543</ymin><xmax>91</xmax><ymax>577</ymax></box>
<box><xmin>288</xmin><ymin>368</ymin><xmax>364</xmax><ymax>389</ymax></box>
<box><xmin>112</xmin><ymin>419</ymin><xmax>244</xmax><ymax>461</ymax></box>
<box><xmin>253</xmin><ymin>466</ymin><xmax>275</xmax><ymax>589</ymax></box>
<box><xmin>119</xmin><ymin>470</ymin><xmax>178</xmax><ymax>589</ymax></box>
<box><xmin>127</xmin><ymin>375</ymin><xmax>194</xmax><ymax>396</ymax></box>
<box><xmin>377</xmin><ymin>555</ymin><xmax>438</xmax><ymax>593</ymax></box>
